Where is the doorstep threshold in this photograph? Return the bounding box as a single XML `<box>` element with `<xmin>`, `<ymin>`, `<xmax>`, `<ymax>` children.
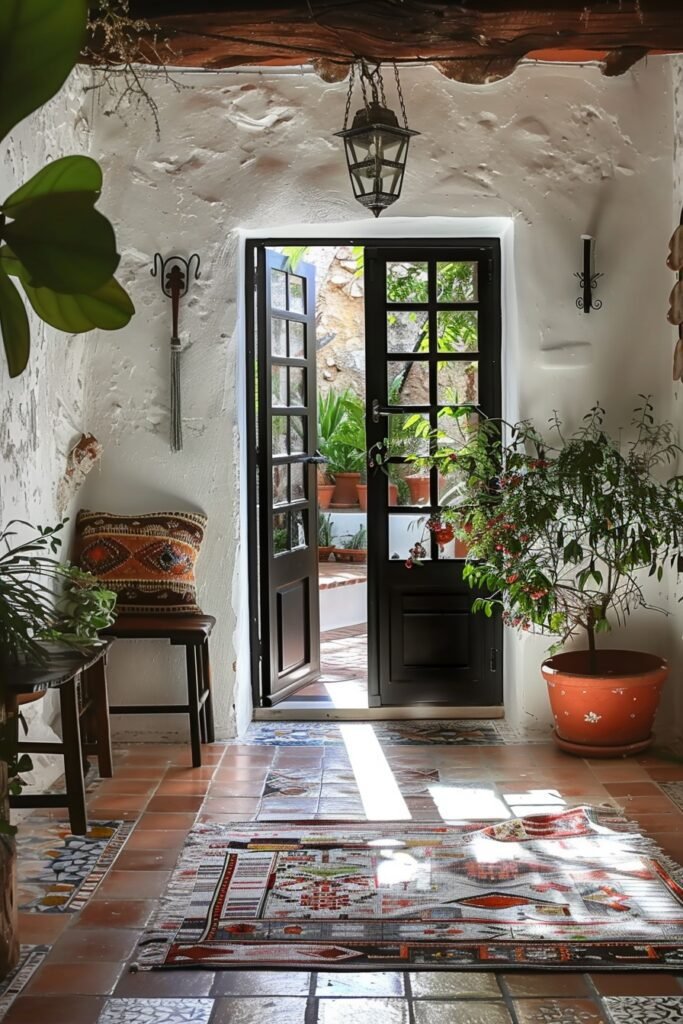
<box><xmin>254</xmin><ymin>705</ymin><xmax>505</xmax><ymax>721</ymax></box>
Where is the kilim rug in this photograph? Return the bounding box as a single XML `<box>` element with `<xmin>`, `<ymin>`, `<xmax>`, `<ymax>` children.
<box><xmin>17</xmin><ymin>819</ymin><xmax>135</xmax><ymax>912</ymax></box>
<box><xmin>136</xmin><ymin>807</ymin><xmax>683</xmax><ymax>972</ymax></box>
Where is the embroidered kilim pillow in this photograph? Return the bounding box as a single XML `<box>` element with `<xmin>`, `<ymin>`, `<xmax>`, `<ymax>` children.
<box><xmin>75</xmin><ymin>510</ymin><xmax>207</xmax><ymax>614</ymax></box>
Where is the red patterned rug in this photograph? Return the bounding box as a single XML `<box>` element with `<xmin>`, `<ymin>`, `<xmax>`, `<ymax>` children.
<box><xmin>136</xmin><ymin>807</ymin><xmax>683</xmax><ymax>971</ymax></box>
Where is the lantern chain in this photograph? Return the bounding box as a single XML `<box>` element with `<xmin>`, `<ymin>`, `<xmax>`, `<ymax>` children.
<box><xmin>343</xmin><ymin>60</ymin><xmax>356</xmax><ymax>130</ymax></box>
<box><xmin>393</xmin><ymin>61</ymin><xmax>409</xmax><ymax>129</ymax></box>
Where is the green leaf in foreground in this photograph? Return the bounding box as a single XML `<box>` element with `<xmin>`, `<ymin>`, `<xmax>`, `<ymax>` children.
<box><xmin>2</xmin><ymin>156</ymin><xmax>102</xmax><ymax>216</ymax></box>
<box><xmin>0</xmin><ymin>267</ymin><xmax>30</xmax><ymax>378</ymax></box>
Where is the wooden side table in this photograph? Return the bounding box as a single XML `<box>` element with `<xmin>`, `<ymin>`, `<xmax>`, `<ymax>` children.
<box><xmin>1</xmin><ymin>644</ymin><xmax>113</xmax><ymax>835</ymax></box>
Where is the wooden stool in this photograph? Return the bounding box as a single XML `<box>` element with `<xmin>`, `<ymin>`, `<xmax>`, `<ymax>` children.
<box><xmin>3</xmin><ymin>644</ymin><xmax>113</xmax><ymax>835</ymax></box>
<box><xmin>103</xmin><ymin>615</ymin><xmax>216</xmax><ymax>768</ymax></box>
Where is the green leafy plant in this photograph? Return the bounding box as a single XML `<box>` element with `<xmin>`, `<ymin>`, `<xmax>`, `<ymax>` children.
<box><xmin>341</xmin><ymin>525</ymin><xmax>367</xmax><ymax>550</ymax></box>
<box><xmin>318</xmin><ymin>513</ymin><xmax>335</xmax><ymax>548</ymax></box>
<box><xmin>317</xmin><ymin>388</ymin><xmax>366</xmax><ymax>475</ymax></box>
<box><xmin>433</xmin><ymin>399</ymin><xmax>683</xmax><ymax>672</ymax></box>
<box><xmin>0</xmin><ymin>0</ymin><xmax>135</xmax><ymax>378</ymax></box>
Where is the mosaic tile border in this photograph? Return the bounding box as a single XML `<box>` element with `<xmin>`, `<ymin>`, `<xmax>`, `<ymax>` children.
<box><xmin>0</xmin><ymin>944</ymin><xmax>49</xmax><ymax>1019</ymax></box>
<box><xmin>604</xmin><ymin>996</ymin><xmax>683</xmax><ymax>1023</ymax></box>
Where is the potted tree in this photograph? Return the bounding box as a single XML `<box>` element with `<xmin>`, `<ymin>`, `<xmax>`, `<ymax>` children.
<box><xmin>328</xmin><ymin>391</ymin><xmax>366</xmax><ymax>507</ymax></box>
<box><xmin>317</xmin><ymin>391</ymin><xmax>346</xmax><ymax>509</ymax></box>
<box><xmin>434</xmin><ymin>400</ymin><xmax>683</xmax><ymax>757</ymax></box>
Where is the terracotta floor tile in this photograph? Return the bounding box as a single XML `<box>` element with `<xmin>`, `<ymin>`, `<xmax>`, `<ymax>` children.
<box><xmin>208</xmin><ymin>779</ymin><xmax>266</xmax><ymax>797</ymax></box>
<box><xmin>76</xmin><ymin>899</ymin><xmax>157</xmax><ymax>928</ymax></box>
<box><xmin>612</xmin><ymin>795</ymin><xmax>678</xmax><ymax>814</ymax></box>
<box><xmin>215</xmin><ymin>768</ymin><xmax>270</xmax><ymax>784</ymax></box>
<box><xmin>156</xmin><ymin>780</ymin><xmax>213</xmax><ymax>795</ymax></box>
<box><xmin>604</xmin><ymin>781</ymin><xmax>667</xmax><ymax>796</ymax></box>
<box><xmin>591</xmin><ymin>974</ymin><xmax>683</xmax><ymax>995</ymax></box>
<box><xmin>135</xmin><ymin>811</ymin><xmax>198</xmax><ymax>830</ymax></box>
<box><xmin>145</xmin><ymin>795</ymin><xmax>204</xmax><ymax>813</ymax></box>
<box><xmin>202</xmin><ymin>797</ymin><xmax>261</xmax><ymax>813</ymax></box>
<box><xmin>650</xmin><ymin>832</ymin><xmax>683</xmax><ymax>859</ymax></box>
<box><xmin>94</xmin><ymin>869</ymin><xmax>171</xmax><ymax>899</ymax></box>
<box><xmin>114</xmin><ymin>967</ymin><xmax>215</xmax><ymax>997</ymax></box>
<box><xmin>317</xmin><ymin>972</ymin><xmax>405</xmax><ymax>997</ymax></box>
<box><xmin>629</xmin><ymin>812</ymin><xmax>683</xmax><ymax>832</ymax></box>
<box><xmin>213</xmin><ymin>970</ymin><xmax>311</xmax><ymax>996</ymax></box>
<box><xmin>48</xmin><ymin>927</ymin><xmax>139</xmax><ymax>963</ymax></box>
<box><xmin>587</xmin><ymin>763</ymin><xmax>652</xmax><ymax>782</ymax></box>
<box><xmin>409</xmin><ymin>972</ymin><xmax>502</xmax><ymax>998</ymax></box>
<box><xmin>413</xmin><ymin>1000</ymin><xmax>510</xmax><ymax>1024</ymax></box>
<box><xmin>163</xmin><ymin>765</ymin><xmax>217</xmax><ymax>780</ymax></box>
<box><xmin>17</xmin><ymin>911</ymin><xmax>71</xmax><ymax>944</ymax></box>
<box><xmin>123</xmin><ymin>827</ymin><xmax>190</xmax><ymax>850</ymax></box>
<box><xmin>86</xmin><ymin>794</ymin><xmax>150</xmax><ymax>813</ymax></box>
<box><xmin>3</xmin><ymin>995</ymin><xmax>105</xmax><ymax>1024</ymax></box>
<box><xmin>646</xmin><ymin>765</ymin><xmax>683</xmax><ymax>781</ymax></box>
<box><xmin>107</xmin><ymin>765</ymin><xmax>168</xmax><ymax>780</ymax></box>
<box><xmin>212</xmin><ymin>996</ymin><xmax>308</xmax><ymax>1024</ymax></box>
<box><xmin>94</xmin><ymin>779</ymin><xmax>158</xmax><ymax>796</ymax></box>
<box><xmin>114</xmin><ymin>848</ymin><xmax>181</xmax><ymax>871</ymax></box>
<box><xmin>501</xmin><ymin>973</ymin><xmax>591</xmax><ymax>997</ymax></box>
<box><xmin>197</xmin><ymin>811</ymin><xmax>256</xmax><ymax>823</ymax></box>
<box><xmin>25</xmin><ymin>961</ymin><xmax>123</xmax><ymax>995</ymax></box>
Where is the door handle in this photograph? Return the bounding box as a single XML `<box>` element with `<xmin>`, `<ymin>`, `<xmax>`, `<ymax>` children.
<box><xmin>371</xmin><ymin>398</ymin><xmax>391</xmax><ymax>423</ymax></box>
<box><xmin>303</xmin><ymin>455</ymin><xmax>329</xmax><ymax>465</ymax></box>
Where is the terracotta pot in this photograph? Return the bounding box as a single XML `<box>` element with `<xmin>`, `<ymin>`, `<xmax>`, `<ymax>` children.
<box><xmin>318</xmin><ymin>484</ymin><xmax>335</xmax><ymax>510</ymax></box>
<box><xmin>318</xmin><ymin>546</ymin><xmax>335</xmax><ymax>562</ymax></box>
<box><xmin>333</xmin><ymin>548</ymin><xmax>366</xmax><ymax>564</ymax></box>
<box><xmin>405</xmin><ymin>474</ymin><xmax>430</xmax><ymax>505</ymax></box>
<box><xmin>541</xmin><ymin>649</ymin><xmax>668</xmax><ymax>757</ymax></box>
<box><xmin>331</xmin><ymin>472</ymin><xmax>361</xmax><ymax>507</ymax></box>
<box><xmin>388</xmin><ymin>483</ymin><xmax>398</xmax><ymax>506</ymax></box>
<box><xmin>356</xmin><ymin>484</ymin><xmax>367</xmax><ymax>511</ymax></box>
<box><xmin>454</xmin><ymin>538</ymin><xmax>469</xmax><ymax>559</ymax></box>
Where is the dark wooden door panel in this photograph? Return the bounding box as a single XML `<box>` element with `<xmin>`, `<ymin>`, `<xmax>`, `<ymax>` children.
<box><xmin>365</xmin><ymin>243</ymin><xmax>503</xmax><ymax>707</ymax></box>
<box><xmin>256</xmin><ymin>248</ymin><xmax>321</xmax><ymax>705</ymax></box>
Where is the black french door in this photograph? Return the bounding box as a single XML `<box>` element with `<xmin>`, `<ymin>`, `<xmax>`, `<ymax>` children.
<box><xmin>255</xmin><ymin>249</ymin><xmax>321</xmax><ymax>705</ymax></box>
<box><xmin>365</xmin><ymin>244</ymin><xmax>503</xmax><ymax>707</ymax></box>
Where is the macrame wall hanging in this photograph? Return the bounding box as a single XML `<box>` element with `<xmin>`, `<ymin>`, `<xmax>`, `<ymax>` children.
<box><xmin>667</xmin><ymin>210</ymin><xmax>683</xmax><ymax>382</ymax></box>
<box><xmin>151</xmin><ymin>253</ymin><xmax>201</xmax><ymax>451</ymax></box>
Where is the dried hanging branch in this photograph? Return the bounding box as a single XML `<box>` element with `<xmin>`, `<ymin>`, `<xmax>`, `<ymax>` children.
<box><xmin>83</xmin><ymin>1</ymin><xmax>178</xmax><ymax>138</ymax></box>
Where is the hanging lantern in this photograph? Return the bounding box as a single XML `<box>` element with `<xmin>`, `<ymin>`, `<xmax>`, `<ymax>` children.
<box><xmin>336</xmin><ymin>60</ymin><xmax>419</xmax><ymax>218</ymax></box>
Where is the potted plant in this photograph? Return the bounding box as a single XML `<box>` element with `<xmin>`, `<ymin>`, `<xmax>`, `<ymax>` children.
<box><xmin>327</xmin><ymin>391</ymin><xmax>366</xmax><ymax>507</ymax></box>
<box><xmin>317</xmin><ymin>391</ymin><xmax>348</xmax><ymax>509</ymax></box>
<box><xmin>333</xmin><ymin>525</ymin><xmax>367</xmax><ymax>564</ymax></box>
<box><xmin>318</xmin><ymin>513</ymin><xmax>336</xmax><ymax>562</ymax></box>
<box><xmin>434</xmin><ymin>400</ymin><xmax>683</xmax><ymax>757</ymax></box>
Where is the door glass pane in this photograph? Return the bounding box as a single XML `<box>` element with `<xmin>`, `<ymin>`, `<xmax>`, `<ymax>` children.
<box><xmin>272</xmin><ymin>465</ymin><xmax>288</xmax><ymax>506</ymax></box>
<box><xmin>436</xmin><ymin>406</ymin><xmax>478</xmax><ymax>447</ymax></box>
<box><xmin>288</xmin><ymin>275</ymin><xmax>305</xmax><ymax>314</ymax></box>
<box><xmin>292</xmin><ymin>509</ymin><xmax>308</xmax><ymax>549</ymax></box>
<box><xmin>400</xmin><ymin>469</ymin><xmax>431</xmax><ymax>506</ymax></box>
<box><xmin>386</xmin><ymin>261</ymin><xmax>428</xmax><ymax>303</ymax></box>
<box><xmin>437</xmin><ymin>360</ymin><xmax>478</xmax><ymax>405</ymax></box>
<box><xmin>432</xmin><ymin>514</ymin><xmax>470</xmax><ymax>560</ymax></box>
<box><xmin>387</xmin><ymin>412</ymin><xmax>431</xmax><ymax>457</ymax></box>
<box><xmin>289</xmin><ymin>321</ymin><xmax>305</xmax><ymax>358</ymax></box>
<box><xmin>438</xmin><ymin>465</ymin><xmax>468</xmax><ymax>506</ymax></box>
<box><xmin>387</xmin><ymin>311</ymin><xmax>429</xmax><ymax>354</ymax></box>
<box><xmin>271</xmin><ymin>365</ymin><xmax>287</xmax><ymax>406</ymax></box>
<box><xmin>271</xmin><ymin>317</ymin><xmax>286</xmax><ymax>356</ymax></box>
<box><xmin>273</xmin><ymin>512</ymin><xmax>290</xmax><ymax>555</ymax></box>
<box><xmin>272</xmin><ymin>415</ymin><xmax>287</xmax><ymax>455</ymax></box>
<box><xmin>437</xmin><ymin>261</ymin><xmax>478</xmax><ymax>302</ymax></box>
<box><xmin>271</xmin><ymin>269</ymin><xmax>287</xmax><ymax>310</ymax></box>
<box><xmin>436</xmin><ymin>311</ymin><xmax>478</xmax><ymax>353</ymax></box>
<box><xmin>289</xmin><ymin>367</ymin><xmax>305</xmax><ymax>406</ymax></box>
<box><xmin>289</xmin><ymin>416</ymin><xmax>306</xmax><ymax>453</ymax></box>
<box><xmin>388</xmin><ymin>514</ymin><xmax>430</xmax><ymax>561</ymax></box>
<box><xmin>388</xmin><ymin>361</ymin><xmax>430</xmax><ymax>406</ymax></box>
<box><xmin>290</xmin><ymin>462</ymin><xmax>305</xmax><ymax>502</ymax></box>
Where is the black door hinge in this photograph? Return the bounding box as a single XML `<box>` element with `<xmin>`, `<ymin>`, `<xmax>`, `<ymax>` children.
<box><xmin>489</xmin><ymin>647</ymin><xmax>498</xmax><ymax>672</ymax></box>
<box><xmin>487</xmin><ymin>258</ymin><xmax>494</xmax><ymax>284</ymax></box>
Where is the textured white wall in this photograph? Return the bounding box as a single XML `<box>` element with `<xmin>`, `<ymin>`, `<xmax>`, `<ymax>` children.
<box><xmin>0</xmin><ymin>70</ymin><xmax>94</xmax><ymax>787</ymax></box>
<box><xmin>79</xmin><ymin>57</ymin><xmax>677</xmax><ymax>738</ymax></box>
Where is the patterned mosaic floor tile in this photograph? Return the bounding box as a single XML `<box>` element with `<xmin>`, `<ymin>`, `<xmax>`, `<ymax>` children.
<box><xmin>17</xmin><ymin>818</ymin><xmax>135</xmax><ymax>912</ymax></box>
<box><xmin>604</xmin><ymin>997</ymin><xmax>683</xmax><ymax>1023</ymax></box>
<box><xmin>243</xmin><ymin>720</ymin><xmax>504</xmax><ymax>746</ymax></box>
<box><xmin>263</xmin><ymin>769</ymin><xmax>321</xmax><ymax>799</ymax></box>
<box><xmin>0</xmin><ymin>944</ymin><xmax>49</xmax><ymax>1019</ymax></box>
<box><xmin>661</xmin><ymin>783</ymin><xmax>683</xmax><ymax>812</ymax></box>
<box><xmin>98</xmin><ymin>998</ymin><xmax>214</xmax><ymax>1023</ymax></box>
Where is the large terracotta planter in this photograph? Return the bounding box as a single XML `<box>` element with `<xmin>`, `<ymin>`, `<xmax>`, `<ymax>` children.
<box><xmin>318</xmin><ymin>484</ymin><xmax>335</xmax><ymax>510</ymax></box>
<box><xmin>331</xmin><ymin>472</ymin><xmax>361</xmax><ymax>507</ymax></box>
<box><xmin>333</xmin><ymin>548</ymin><xmax>366</xmax><ymax>564</ymax></box>
<box><xmin>357</xmin><ymin>483</ymin><xmax>397</xmax><ymax>511</ymax></box>
<box><xmin>405</xmin><ymin>474</ymin><xmax>430</xmax><ymax>505</ymax></box>
<box><xmin>541</xmin><ymin>649</ymin><xmax>668</xmax><ymax>757</ymax></box>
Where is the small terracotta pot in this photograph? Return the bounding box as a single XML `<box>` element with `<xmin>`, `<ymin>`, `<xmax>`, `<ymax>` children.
<box><xmin>388</xmin><ymin>483</ymin><xmax>398</xmax><ymax>506</ymax></box>
<box><xmin>318</xmin><ymin>546</ymin><xmax>335</xmax><ymax>562</ymax></box>
<box><xmin>331</xmin><ymin>472</ymin><xmax>361</xmax><ymax>507</ymax></box>
<box><xmin>318</xmin><ymin>484</ymin><xmax>335</xmax><ymax>510</ymax></box>
<box><xmin>541</xmin><ymin>649</ymin><xmax>668</xmax><ymax>757</ymax></box>
<box><xmin>333</xmin><ymin>548</ymin><xmax>366</xmax><ymax>564</ymax></box>
<box><xmin>405</xmin><ymin>474</ymin><xmax>430</xmax><ymax>505</ymax></box>
<box><xmin>356</xmin><ymin>484</ymin><xmax>367</xmax><ymax>511</ymax></box>
<box><xmin>454</xmin><ymin>538</ymin><xmax>469</xmax><ymax>559</ymax></box>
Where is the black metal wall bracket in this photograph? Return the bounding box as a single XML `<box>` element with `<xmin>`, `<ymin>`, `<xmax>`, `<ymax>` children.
<box><xmin>574</xmin><ymin>234</ymin><xmax>603</xmax><ymax>313</ymax></box>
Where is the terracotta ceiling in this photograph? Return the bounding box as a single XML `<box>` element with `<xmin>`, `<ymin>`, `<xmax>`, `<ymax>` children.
<box><xmin>116</xmin><ymin>1</ymin><xmax>683</xmax><ymax>83</ymax></box>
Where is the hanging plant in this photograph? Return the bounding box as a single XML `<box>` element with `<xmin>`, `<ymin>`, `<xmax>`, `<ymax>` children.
<box><xmin>0</xmin><ymin>0</ymin><xmax>135</xmax><ymax>379</ymax></box>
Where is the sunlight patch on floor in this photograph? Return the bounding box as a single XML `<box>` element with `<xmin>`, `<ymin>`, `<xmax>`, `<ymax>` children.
<box><xmin>340</xmin><ymin>723</ymin><xmax>412</xmax><ymax>820</ymax></box>
<box><xmin>428</xmin><ymin>784</ymin><xmax>510</xmax><ymax>821</ymax></box>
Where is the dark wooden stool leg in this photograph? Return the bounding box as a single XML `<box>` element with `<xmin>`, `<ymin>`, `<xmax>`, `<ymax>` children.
<box><xmin>85</xmin><ymin>655</ymin><xmax>113</xmax><ymax>778</ymax></box>
<box><xmin>194</xmin><ymin>647</ymin><xmax>208</xmax><ymax>745</ymax></box>
<box><xmin>199</xmin><ymin>640</ymin><xmax>215</xmax><ymax>743</ymax></box>
<box><xmin>60</xmin><ymin>675</ymin><xmax>87</xmax><ymax>835</ymax></box>
<box><xmin>185</xmin><ymin>646</ymin><xmax>202</xmax><ymax>768</ymax></box>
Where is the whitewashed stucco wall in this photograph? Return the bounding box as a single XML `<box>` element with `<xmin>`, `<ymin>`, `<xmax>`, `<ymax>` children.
<box><xmin>80</xmin><ymin>57</ymin><xmax>678</xmax><ymax>739</ymax></box>
<box><xmin>0</xmin><ymin>70</ymin><xmax>94</xmax><ymax>786</ymax></box>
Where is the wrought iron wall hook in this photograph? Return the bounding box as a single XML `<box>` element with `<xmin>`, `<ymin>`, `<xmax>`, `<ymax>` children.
<box><xmin>151</xmin><ymin>253</ymin><xmax>201</xmax><ymax>452</ymax></box>
<box><xmin>574</xmin><ymin>234</ymin><xmax>603</xmax><ymax>313</ymax></box>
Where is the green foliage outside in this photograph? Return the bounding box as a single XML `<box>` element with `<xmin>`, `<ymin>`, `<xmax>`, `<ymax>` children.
<box><xmin>0</xmin><ymin>0</ymin><xmax>134</xmax><ymax>379</ymax></box>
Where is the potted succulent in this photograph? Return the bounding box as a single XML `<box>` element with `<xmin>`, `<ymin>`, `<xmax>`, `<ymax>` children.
<box><xmin>434</xmin><ymin>400</ymin><xmax>683</xmax><ymax>757</ymax></box>
<box><xmin>333</xmin><ymin>525</ymin><xmax>367</xmax><ymax>564</ymax></box>
<box><xmin>317</xmin><ymin>391</ymin><xmax>345</xmax><ymax>509</ymax></box>
<box><xmin>318</xmin><ymin>513</ymin><xmax>336</xmax><ymax>562</ymax></box>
